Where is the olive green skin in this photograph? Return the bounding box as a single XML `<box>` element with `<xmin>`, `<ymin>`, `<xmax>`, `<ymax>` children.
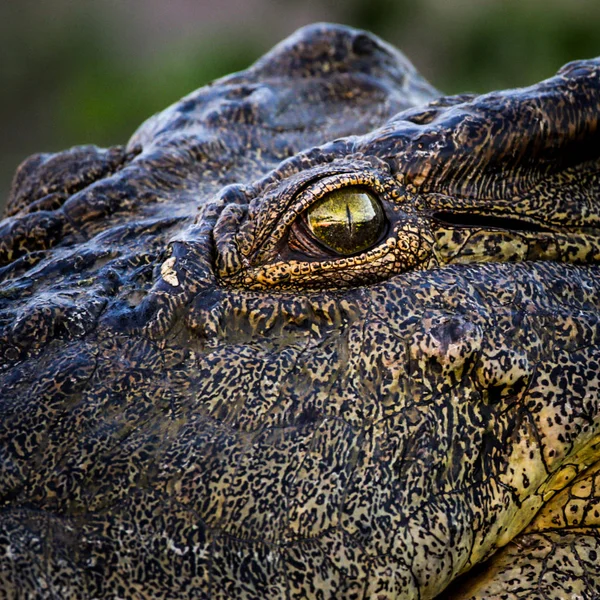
<box><xmin>1</xmin><ymin>23</ymin><xmax>600</xmax><ymax>600</ymax></box>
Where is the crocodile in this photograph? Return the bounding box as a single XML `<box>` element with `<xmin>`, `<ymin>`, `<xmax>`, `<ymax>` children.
<box><xmin>1</xmin><ymin>22</ymin><xmax>600</xmax><ymax>600</ymax></box>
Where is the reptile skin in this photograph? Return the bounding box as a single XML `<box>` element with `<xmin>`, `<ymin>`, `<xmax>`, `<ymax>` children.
<box><xmin>1</xmin><ymin>23</ymin><xmax>600</xmax><ymax>600</ymax></box>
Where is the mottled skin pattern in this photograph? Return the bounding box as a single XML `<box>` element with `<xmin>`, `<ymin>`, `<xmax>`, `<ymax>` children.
<box><xmin>1</xmin><ymin>23</ymin><xmax>600</xmax><ymax>600</ymax></box>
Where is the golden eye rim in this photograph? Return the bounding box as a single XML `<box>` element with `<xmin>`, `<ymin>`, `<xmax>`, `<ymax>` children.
<box><xmin>246</xmin><ymin>167</ymin><xmax>400</xmax><ymax>266</ymax></box>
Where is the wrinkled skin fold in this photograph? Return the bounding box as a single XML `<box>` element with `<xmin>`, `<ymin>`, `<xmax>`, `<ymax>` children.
<box><xmin>1</xmin><ymin>23</ymin><xmax>600</xmax><ymax>600</ymax></box>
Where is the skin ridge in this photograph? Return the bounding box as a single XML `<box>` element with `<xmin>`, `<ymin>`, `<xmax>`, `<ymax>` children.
<box><xmin>1</xmin><ymin>22</ymin><xmax>600</xmax><ymax>600</ymax></box>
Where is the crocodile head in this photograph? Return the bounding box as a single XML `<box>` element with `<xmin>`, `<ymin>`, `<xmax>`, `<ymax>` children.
<box><xmin>1</xmin><ymin>23</ymin><xmax>600</xmax><ymax>600</ymax></box>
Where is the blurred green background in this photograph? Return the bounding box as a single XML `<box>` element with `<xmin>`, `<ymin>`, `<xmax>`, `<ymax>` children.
<box><xmin>2</xmin><ymin>0</ymin><xmax>600</xmax><ymax>206</ymax></box>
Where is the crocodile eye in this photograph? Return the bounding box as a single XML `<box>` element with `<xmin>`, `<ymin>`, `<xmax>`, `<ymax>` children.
<box><xmin>306</xmin><ymin>186</ymin><xmax>386</xmax><ymax>255</ymax></box>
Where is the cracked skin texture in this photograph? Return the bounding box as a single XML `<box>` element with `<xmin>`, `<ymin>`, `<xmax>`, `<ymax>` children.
<box><xmin>1</xmin><ymin>23</ymin><xmax>600</xmax><ymax>600</ymax></box>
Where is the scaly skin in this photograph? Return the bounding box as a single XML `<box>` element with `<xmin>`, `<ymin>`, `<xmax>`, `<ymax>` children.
<box><xmin>1</xmin><ymin>23</ymin><xmax>600</xmax><ymax>599</ymax></box>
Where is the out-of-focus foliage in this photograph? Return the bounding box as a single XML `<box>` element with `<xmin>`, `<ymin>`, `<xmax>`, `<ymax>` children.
<box><xmin>343</xmin><ymin>0</ymin><xmax>600</xmax><ymax>93</ymax></box>
<box><xmin>2</xmin><ymin>0</ymin><xmax>600</xmax><ymax>204</ymax></box>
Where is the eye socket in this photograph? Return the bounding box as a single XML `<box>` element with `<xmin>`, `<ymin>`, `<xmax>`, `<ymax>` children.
<box><xmin>305</xmin><ymin>186</ymin><xmax>386</xmax><ymax>255</ymax></box>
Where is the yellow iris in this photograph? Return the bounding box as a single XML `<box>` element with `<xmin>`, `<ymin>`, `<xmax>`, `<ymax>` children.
<box><xmin>306</xmin><ymin>187</ymin><xmax>385</xmax><ymax>255</ymax></box>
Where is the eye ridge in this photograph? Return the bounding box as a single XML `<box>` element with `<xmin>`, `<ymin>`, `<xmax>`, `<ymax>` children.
<box><xmin>302</xmin><ymin>185</ymin><xmax>388</xmax><ymax>257</ymax></box>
